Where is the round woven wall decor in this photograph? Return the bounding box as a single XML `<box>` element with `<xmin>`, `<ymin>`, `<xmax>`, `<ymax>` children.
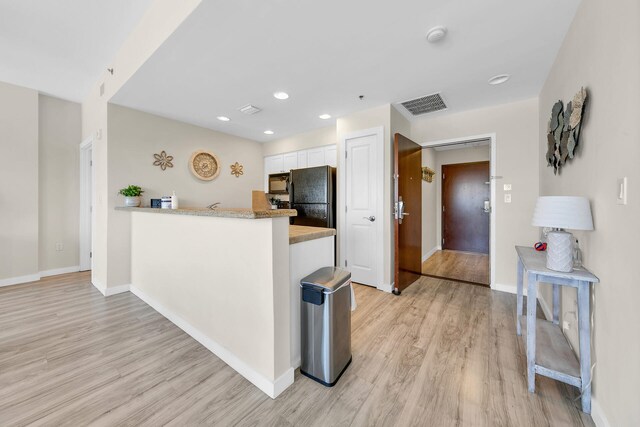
<box><xmin>189</xmin><ymin>150</ymin><xmax>221</xmax><ymax>181</ymax></box>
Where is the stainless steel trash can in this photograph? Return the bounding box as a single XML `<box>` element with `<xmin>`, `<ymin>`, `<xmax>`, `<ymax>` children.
<box><xmin>300</xmin><ymin>266</ymin><xmax>352</xmax><ymax>387</ymax></box>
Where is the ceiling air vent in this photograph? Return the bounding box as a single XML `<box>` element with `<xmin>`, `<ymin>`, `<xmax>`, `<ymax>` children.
<box><xmin>238</xmin><ymin>104</ymin><xmax>261</xmax><ymax>115</ymax></box>
<box><xmin>400</xmin><ymin>93</ymin><xmax>447</xmax><ymax>116</ymax></box>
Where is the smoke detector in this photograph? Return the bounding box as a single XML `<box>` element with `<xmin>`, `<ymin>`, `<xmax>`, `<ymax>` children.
<box><xmin>426</xmin><ymin>26</ymin><xmax>447</xmax><ymax>43</ymax></box>
<box><xmin>238</xmin><ymin>104</ymin><xmax>261</xmax><ymax>115</ymax></box>
<box><xmin>400</xmin><ymin>93</ymin><xmax>447</xmax><ymax>116</ymax></box>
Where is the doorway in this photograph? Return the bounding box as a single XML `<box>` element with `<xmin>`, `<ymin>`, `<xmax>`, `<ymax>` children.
<box><xmin>420</xmin><ymin>136</ymin><xmax>494</xmax><ymax>287</ymax></box>
<box><xmin>79</xmin><ymin>137</ymin><xmax>94</xmax><ymax>272</ymax></box>
<box><xmin>442</xmin><ymin>161</ymin><xmax>490</xmax><ymax>253</ymax></box>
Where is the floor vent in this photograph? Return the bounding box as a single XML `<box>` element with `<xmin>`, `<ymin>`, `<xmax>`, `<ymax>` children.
<box><xmin>400</xmin><ymin>93</ymin><xmax>447</xmax><ymax>116</ymax></box>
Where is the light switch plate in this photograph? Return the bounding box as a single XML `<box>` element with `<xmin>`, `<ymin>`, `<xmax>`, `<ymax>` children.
<box><xmin>617</xmin><ymin>177</ymin><xmax>627</xmax><ymax>205</ymax></box>
<box><xmin>504</xmin><ymin>194</ymin><xmax>512</xmax><ymax>203</ymax></box>
<box><xmin>503</xmin><ymin>184</ymin><xmax>512</xmax><ymax>191</ymax></box>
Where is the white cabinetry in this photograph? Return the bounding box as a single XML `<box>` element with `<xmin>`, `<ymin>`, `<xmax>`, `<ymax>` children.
<box><xmin>325</xmin><ymin>146</ymin><xmax>337</xmax><ymax>167</ymax></box>
<box><xmin>264</xmin><ymin>145</ymin><xmax>337</xmax><ymax>193</ymax></box>
<box><xmin>307</xmin><ymin>147</ymin><xmax>326</xmax><ymax>168</ymax></box>
<box><xmin>297</xmin><ymin>151</ymin><xmax>308</xmax><ymax>169</ymax></box>
<box><xmin>265</xmin><ymin>155</ymin><xmax>284</xmax><ymax>174</ymax></box>
<box><xmin>283</xmin><ymin>153</ymin><xmax>298</xmax><ymax>172</ymax></box>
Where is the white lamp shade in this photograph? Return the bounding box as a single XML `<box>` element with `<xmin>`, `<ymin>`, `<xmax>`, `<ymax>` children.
<box><xmin>532</xmin><ymin>196</ymin><xmax>594</xmax><ymax>230</ymax></box>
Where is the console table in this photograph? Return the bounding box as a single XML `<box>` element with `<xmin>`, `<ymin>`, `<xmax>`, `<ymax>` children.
<box><xmin>515</xmin><ymin>246</ymin><xmax>599</xmax><ymax>414</ymax></box>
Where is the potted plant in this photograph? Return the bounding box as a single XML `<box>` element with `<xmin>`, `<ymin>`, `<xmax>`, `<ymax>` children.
<box><xmin>119</xmin><ymin>185</ymin><xmax>144</xmax><ymax>207</ymax></box>
<box><xmin>269</xmin><ymin>197</ymin><xmax>279</xmax><ymax>210</ymax></box>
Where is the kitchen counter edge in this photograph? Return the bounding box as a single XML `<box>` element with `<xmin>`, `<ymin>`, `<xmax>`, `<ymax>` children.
<box><xmin>115</xmin><ymin>206</ymin><xmax>297</xmax><ymax>219</ymax></box>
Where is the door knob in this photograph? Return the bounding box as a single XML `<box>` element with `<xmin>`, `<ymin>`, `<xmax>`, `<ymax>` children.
<box><xmin>363</xmin><ymin>216</ymin><xmax>376</xmax><ymax>222</ymax></box>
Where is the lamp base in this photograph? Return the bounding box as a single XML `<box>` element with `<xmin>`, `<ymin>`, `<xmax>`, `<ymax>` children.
<box><xmin>546</xmin><ymin>230</ymin><xmax>574</xmax><ymax>272</ymax></box>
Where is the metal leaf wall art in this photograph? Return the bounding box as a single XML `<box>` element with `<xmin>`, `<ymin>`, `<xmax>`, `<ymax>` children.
<box><xmin>546</xmin><ymin>87</ymin><xmax>588</xmax><ymax>174</ymax></box>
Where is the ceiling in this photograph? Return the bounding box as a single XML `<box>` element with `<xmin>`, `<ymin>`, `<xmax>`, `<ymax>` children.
<box><xmin>112</xmin><ymin>0</ymin><xmax>581</xmax><ymax>142</ymax></box>
<box><xmin>0</xmin><ymin>0</ymin><xmax>152</xmax><ymax>102</ymax></box>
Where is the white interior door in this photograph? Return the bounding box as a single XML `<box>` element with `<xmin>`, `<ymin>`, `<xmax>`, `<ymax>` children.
<box><xmin>343</xmin><ymin>132</ymin><xmax>382</xmax><ymax>287</ymax></box>
<box><xmin>79</xmin><ymin>139</ymin><xmax>94</xmax><ymax>271</ymax></box>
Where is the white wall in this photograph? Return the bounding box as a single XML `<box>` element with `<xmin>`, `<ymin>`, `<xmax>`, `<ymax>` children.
<box><xmin>262</xmin><ymin>125</ymin><xmax>335</xmax><ymax>157</ymax></box>
<box><xmin>106</xmin><ymin>104</ymin><xmax>264</xmax><ymax>287</ymax></box>
<box><xmin>108</xmin><ymin>104</ymin><xmax>264</xmax><ymax>208</ymax></box>
<box><xmin>82</xmin><ymin>0</ymin><xmax>202</xmax><ymax>291</ymax></box>
<box><xmin>421</xmin><ymin>148</ymin><xmax>437</xmax><ymax>258</ymax></box>
<box><xmin>538</xmin><ymin>0</ymin><xmax>640</xmax><ymax>424</ymax></box>
<box><xmin>38</xmin><ymin>95</ymin><xmax>82</xmax><ymax>272</ymax></box>
<box><xmin>0</xmin><ymin>82</ymin><xmax>39</xmax><ymax>283</ymax></box>
<box><xmin>412</xmin><ymin>98</ymin><xmax>540</xmax><ymax>289</ymax></box>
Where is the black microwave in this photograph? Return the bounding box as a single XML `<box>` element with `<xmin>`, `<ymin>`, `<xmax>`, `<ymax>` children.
<box><xmin>268</xmin><ymin>172</ymin><xmax>290</xmax><ymax>194</ymax></box>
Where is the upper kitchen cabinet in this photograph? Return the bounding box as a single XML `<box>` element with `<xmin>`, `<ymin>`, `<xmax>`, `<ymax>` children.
<box><xmin>306</xmin><ymin>147</ymin><xmax>326</xmax><ymax>168</ymax></box>
<box><xmin>265</xmin><ymin>154</ymin><xmax>285</xmax><ymax>174</ymax></box>
<box><xmin>283</xmin><ymin>152</ymin><xmax>298</xmax><ymax>172</ymax></box>
<box><xmin>297</xmin><ymin>151</ymin><xmax>308</xmax><ymax>169</ymax></box>
<box><xmin>264</xmin><ymin>145</ymin><xmax>337</xmax><ymax>192</ymax></box>
<box><xmin>325</xmin><ymin>146</ymin><xmax>337</xmax><ymax>167</ymax></box>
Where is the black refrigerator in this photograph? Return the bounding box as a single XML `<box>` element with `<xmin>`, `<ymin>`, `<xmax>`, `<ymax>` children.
<box><xmin>289</xmin><ymin>165</ymin><xmax>336</xmax><ymax>228</ymax></box>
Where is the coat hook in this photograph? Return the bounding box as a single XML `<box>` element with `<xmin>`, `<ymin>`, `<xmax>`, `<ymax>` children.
<box><xmin>107</xmin><ymin>68</ymin><xmax>114</xmax><ymax>75</ymax></box>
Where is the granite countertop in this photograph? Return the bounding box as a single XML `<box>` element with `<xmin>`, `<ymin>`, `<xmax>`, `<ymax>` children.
<box><xmin>289</xmin><ymin>225</ymin><xmax>336</xmax><ymax>244</ymax></box>
<box><xmin>116</xmin><ymin>206</ymin><xmax>297</xmax><ymax>219</ymax></box>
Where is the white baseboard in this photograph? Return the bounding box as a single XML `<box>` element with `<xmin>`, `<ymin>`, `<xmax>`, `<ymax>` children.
<box><xmin>0</xmin><ymin>273</ymin><xmax>41</xmax><ymax>288</ymax></box>
<box><xmin>422</xmin><ymin>246</ymin><xmax>441</xmax><ymax>263</ymax></box>
<box><xmin>104</xmin><ymin>284</ymin><xmax>131</xmax><ymax>296</ymax></box>
<box><xmin>492</xmin><ymin>283</ymin><xmax>553</xmax><ymax>322</ymax></box>
<box><xmin>91</xmin><ymin>279</ymin><xmax>106</xmax><ymax>296</ymax></box>
<box><xmin>91</xmin><ymin>281</ymin><xmax>130</xmax><ymax>297</ymax></box>
<box><xmin>491</xmin><ymin>283</ymin><xmax>518</xmax><ymax>295</ymax></box>
<box><xmin>40</xmin><ymin>265</ymin><xmax>80</xmax><ymax>278</ymax></box>
<box><xmin>378</xmin><ymin>282</ymin><xmax>393</xmax><ymax>293</ymax></box>
<box><xmin>591</xmin><ymin>397</ymin><xmax>611</xmax><ymax>427</ymax></box>
<box><xmin>130</xmin><ymin>285</ymin><xmax>293</xmax><ymax>399</ymax></box>
<box><xmin>538</xmin><ymin>294</ymin><xmax>553</xmax><ymax>321</ymax></box>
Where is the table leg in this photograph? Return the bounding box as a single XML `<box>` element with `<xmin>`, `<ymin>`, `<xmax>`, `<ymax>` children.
<box><xmin>553</xmin><ymin>284</ymin><xmax>560</xmax><ymax>325</ymax></box>
<box><xmin>526</xmin><ymin>272</ymin><xmax>537</xmax><ymax>393</ymax></box>
<box><xmin>516</xmin><ymin>258</ymin><xmax>524</xmax><ymax>335</ymax></box>
<box><xmin>578</xmin><ymin>281</ymin><xmax>592</xmax><ymax>414</ymax></box>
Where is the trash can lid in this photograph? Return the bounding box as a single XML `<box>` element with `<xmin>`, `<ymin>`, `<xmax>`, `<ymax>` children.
<box><xmin>300</xmin><ymin>267</ymin><xmax>352</xmax><ymax>293</ymax></box>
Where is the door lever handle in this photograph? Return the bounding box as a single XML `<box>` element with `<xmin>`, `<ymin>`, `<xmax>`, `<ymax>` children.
<box><xmin>403</xmin><ymin>212</ymin><xmax>410</xmax><ymax>216</ymax></box>
<box><xmin>363</xmin><ymin>216</ymin><xmax>376</xmax><ymax>222</ymax></box>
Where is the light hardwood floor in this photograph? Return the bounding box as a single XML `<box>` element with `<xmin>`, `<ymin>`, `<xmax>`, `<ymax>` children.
<box><xmin>422</xmin><ymin>250</ymin><xmax>490</xmax><ymax>286</ymax></box>
<box><xmin>0</xmin><ymin>272</ymin><xmax>593</xmax><ymax>426</ymax></box>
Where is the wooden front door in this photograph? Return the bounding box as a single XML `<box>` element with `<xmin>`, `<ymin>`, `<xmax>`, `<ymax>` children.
<box><xmin>442</xmin><ymin>161</ymin><xmax>490</xmax><ymax>254</ymax></box>
<box><xmin>393</xmin><ymin>133</ymin><xmax>422</xmax><ymax>295</ymax></box>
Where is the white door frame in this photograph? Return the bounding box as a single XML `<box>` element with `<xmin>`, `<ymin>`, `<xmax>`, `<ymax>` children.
<box><xmin>420</xmin><ymin>133</ymin><xmax>497</xmax><ymax>288</ymax></box>
<box><xmin>338</xmin><ymin>126</ymin><xmax>385</xmax><ymax>290</ymax></box>
<box><xmin>79</xmin><ymin>136</ymin><xmax>94</xmax><ymax>271</ymax></box>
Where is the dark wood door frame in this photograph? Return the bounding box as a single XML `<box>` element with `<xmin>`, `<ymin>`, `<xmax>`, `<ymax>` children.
<box><xmin>441</xmin><ymin>161</ymin><xmax>490</xmax><ymax>254</ymax></box>
<box><xmin>393</xmin><ymin>133</ymin><xmax>422</xmax><ymax>295</ymax></box>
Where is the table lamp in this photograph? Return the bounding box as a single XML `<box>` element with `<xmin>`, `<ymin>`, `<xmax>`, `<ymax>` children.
<box><xmin>532</xmin><ymin>196</ymin><xmax>593</xmax><ymax>272</ymax></box>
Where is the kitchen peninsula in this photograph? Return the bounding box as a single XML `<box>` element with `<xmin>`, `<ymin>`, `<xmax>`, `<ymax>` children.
<box><xmin>116</xmin><ymin>206</ymin><xmax>336</xmax><ymax>398</ymax></box>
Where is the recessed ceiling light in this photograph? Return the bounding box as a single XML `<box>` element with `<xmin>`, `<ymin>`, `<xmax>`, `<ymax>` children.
<box><xmin>217</xmin><ymin>116</ymin><xmax>230</xmax><ymax>122</ymax></box>
<box><xmin>426</xmin><ymin>26</ymin><xmax>447</xmax><ymax>43</ymax></box>
<box><xmin>264</xmin><ymin>130</ymin><xmax>274</xmax><ymax>135</ymax></box>
<box><xmin>488</xmin><ymin>74</ymin><xmax>510</xmax><ymax>85</ymax></box>
<box><xmin>319</xmin><ymin>114</ymin><xmax>331</xmax><ymax>120</ymax></box>
<box><xmin>273</xmin><ymin>91</ymin><xmax>289</xmax><ymax>100</ymax></box>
